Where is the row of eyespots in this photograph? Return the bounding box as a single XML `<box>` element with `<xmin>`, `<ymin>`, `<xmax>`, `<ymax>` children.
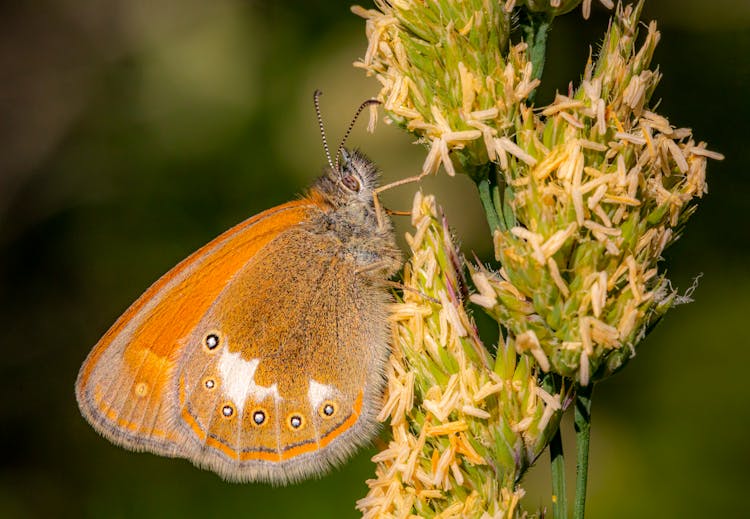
<box><xmin>217</xmin><ymin>404</ymin><xmax>299</xmax><ymax>430</ymax></box>
<box><xmin>218</xmin><ymin>405</ymin><xmax>270</xmax><ymax>428</ymax></box>
<box><xmin>214</xmin><ymin>400</ymin><xmax>339</xmax><ymax>430</ymax></box>
<box><xmin>201</xmin><ymin>331</ymin><xmax>338</xmax><ymax>429</ymax></box>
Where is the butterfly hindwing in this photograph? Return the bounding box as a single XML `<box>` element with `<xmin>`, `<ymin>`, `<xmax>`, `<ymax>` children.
<box><xmin>176</xmin><ymin>224</ymin><xmax>391</xmax><ymax>482</ymax></box>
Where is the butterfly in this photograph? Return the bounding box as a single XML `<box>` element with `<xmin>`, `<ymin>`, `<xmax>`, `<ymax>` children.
<box><xmin>75</xmin><ymin>92</ymin><xmax>402</xmax><ymax>484</ymax></box>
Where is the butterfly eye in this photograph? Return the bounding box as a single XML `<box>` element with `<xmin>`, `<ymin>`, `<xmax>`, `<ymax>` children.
<box><xmin>221</xmin><ymin>404</ymin><xmax>234</xmax><ymax>418</ymax></box>
<box><xmin>320</xmin><ymin>401</ymin><xmax>336</xmax><ymax>418</ymax></box>
<box><xmin>342</xmin><ymin>174</ymin><xmax>361</xmax><ymax>192</ymax></box>
<box><xmin>204</xmin><ymin>332</ymin><xmax>221</xmax><ymax>351</ymax></box>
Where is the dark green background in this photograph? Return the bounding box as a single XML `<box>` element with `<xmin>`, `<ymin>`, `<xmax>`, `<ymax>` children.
<box><xmin>1</xmin><ymin>1</ymin><xmax>747</xmax><ymax>517</ymax></box>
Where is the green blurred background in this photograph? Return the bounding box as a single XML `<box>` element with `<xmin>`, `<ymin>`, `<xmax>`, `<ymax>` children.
<box><xmin>0</xmin><ymin>1</ymin><xmax>747</xmax><ymax>517</ymax></box>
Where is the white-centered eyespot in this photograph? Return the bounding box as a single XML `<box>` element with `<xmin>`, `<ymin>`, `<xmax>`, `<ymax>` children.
<box><xmin>221</xmin><ymin>404</ymin><xmax>234</xmax><ymax>417</ymax></box>
<box><xmin>320</xmin><ymin>401</ymin><xmax>337</xmax><ymax>418</ymax></box>
<box><xmin>204</xmin><ymin>332</ymin><xmax>221</xmax><ymax>351</ymax></box>
<box><xmin>252</xmin><ymin>409</ymin><xmax>267</xmax><ymax>427</ymax></box>
<box><xmin>287</xmin><ymin>413</ymin><xmax>305</xmax><ymax>431</ymax></box>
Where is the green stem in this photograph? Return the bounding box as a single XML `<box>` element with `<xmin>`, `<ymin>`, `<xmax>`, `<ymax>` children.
<box><xmin>550</xmin><ymin>426</ymin><xmax>568</xmax><ymax>519</ymax></box>
<box><xmin>519</xmin><ymin>11</ymin><xmax>552</xmax><ymax>102</ymax></box>
<box><xmin>477</xmin><ymin>177</ymin><xmax>502</xmax><ymax>232</ymax></box>
<box><xmin>574</xmin><ymin>384</ymin><xmax>594</xmax><ymax>519</ymax></box>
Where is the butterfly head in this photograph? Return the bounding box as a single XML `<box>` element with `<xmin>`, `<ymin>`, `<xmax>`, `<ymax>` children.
<box><xmin>314</xmin><ymin>147</ymin><xmax>380</xmax><ymax>210</ymax></box>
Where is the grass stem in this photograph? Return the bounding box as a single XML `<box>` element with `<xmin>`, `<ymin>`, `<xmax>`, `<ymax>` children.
<box><xmin>574</xmin><ymin>385</ymin><xmax>593</xmax><ymax>519</ymax></box>
<box><xmin>550</xmin><ymin>426</ymin><xmax>568</xmax><ymax>519</ymax></box>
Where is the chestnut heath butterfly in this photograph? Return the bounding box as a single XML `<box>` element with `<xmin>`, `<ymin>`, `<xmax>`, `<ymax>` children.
<box><xmin>75</xmin><ymin>91</ymin><xmax>401</xmax><ymax>484</ymax></box>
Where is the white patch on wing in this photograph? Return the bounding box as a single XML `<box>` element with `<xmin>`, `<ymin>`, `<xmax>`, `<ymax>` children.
<box><xmin>217</xmin><ymin>350</ymin><xmax>280</xmax><ymax>413</ymax></box>
<box><xmin>308</xmin><ymin>379</ymin><xmax>336</xmax><ymax>409</ymax></box>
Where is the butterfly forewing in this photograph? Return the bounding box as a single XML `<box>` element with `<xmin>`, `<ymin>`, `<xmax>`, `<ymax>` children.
<box><xmin>76</xmin><ymin>201</ymin><xmax>317</xmax><ymax>459</ymax></box>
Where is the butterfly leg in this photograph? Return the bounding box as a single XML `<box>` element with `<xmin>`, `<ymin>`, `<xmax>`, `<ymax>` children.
<box><xmin>372</xmin><ymin>170</ymin><xmax>432</xmax><ymax>229</ymax></box>
<box><xmin>381</xmin><ymin>280</ymin><xmax>440</xmax><ymax>304</ymax></box>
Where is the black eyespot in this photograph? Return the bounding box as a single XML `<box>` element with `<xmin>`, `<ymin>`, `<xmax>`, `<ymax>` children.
<box><xmin>204</xmin><ymin>379</ymin><xmax>215</xmax><ymax>389</ymax></box>
<box><xmin>321</xmin><ymin>401</ymin><xmax>336</xmax><ymax>418</ymax></box>
<box><xmin>253</xmin><ymin>410</ymin><xmax>266</xmax><ymax>426</ymax></box>
<box><xmin>290</xmin><ymin>415</ymin><xmax>303</xmax><ymax>429</ymax></box>
<box><xmin>342</xmin><ymin>174</ymin><xmax>361</xmax><ymax>192</ymax></box>
<box><xmin>205</xmin><ymin>333</ymin><xmax>220</xmax><ymax>350</ymax></box>
<box><xmin>222</xmin><ymin>405</ymin><xmax>234</xmax><ymax>417</ymax></box>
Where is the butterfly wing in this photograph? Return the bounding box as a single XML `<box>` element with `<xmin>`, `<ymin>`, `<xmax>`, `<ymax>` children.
<box><xmin>176</xmin><ymin>224</ymin><xmax>392</xmax><ymax>483</ymax></box>
<box><xmin>75</xmin><ymin>199</ymin><xmax>320</xmax><ymax>458</ymax></box>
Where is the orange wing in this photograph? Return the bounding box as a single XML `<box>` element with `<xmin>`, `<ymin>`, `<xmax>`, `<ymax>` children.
<box><xmin>75</xmin><ymin>197</ymin><xmax>325</xmax><ymax>456</ymax></box>
<box><xmin>171</xmin><ymin>224</ymin><xmax>391</xmax><ymax>483</ymax></box>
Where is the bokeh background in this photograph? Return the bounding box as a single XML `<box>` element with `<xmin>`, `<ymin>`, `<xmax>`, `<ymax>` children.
<box><xmin>1</xmin><ymin>1</ymin><xmax>747</xmax><ymax>517</ymax></box>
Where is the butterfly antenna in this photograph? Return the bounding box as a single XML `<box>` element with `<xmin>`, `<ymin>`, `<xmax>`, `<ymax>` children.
<box><xmin>334</xmin><ymin>98</ymin><xmax>381</xmax><ymax>171</ymax></box>
<box><xmin>314</xmin><ymin>90</ymin><xmax>334</xmax><ymax>170</ymax></box>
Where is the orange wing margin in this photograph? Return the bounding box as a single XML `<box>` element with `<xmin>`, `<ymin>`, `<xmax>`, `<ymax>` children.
<box><xmin>76</xmin><ymin>196</ymin><xmax>326</xmax><ymax>446</ymax></box>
